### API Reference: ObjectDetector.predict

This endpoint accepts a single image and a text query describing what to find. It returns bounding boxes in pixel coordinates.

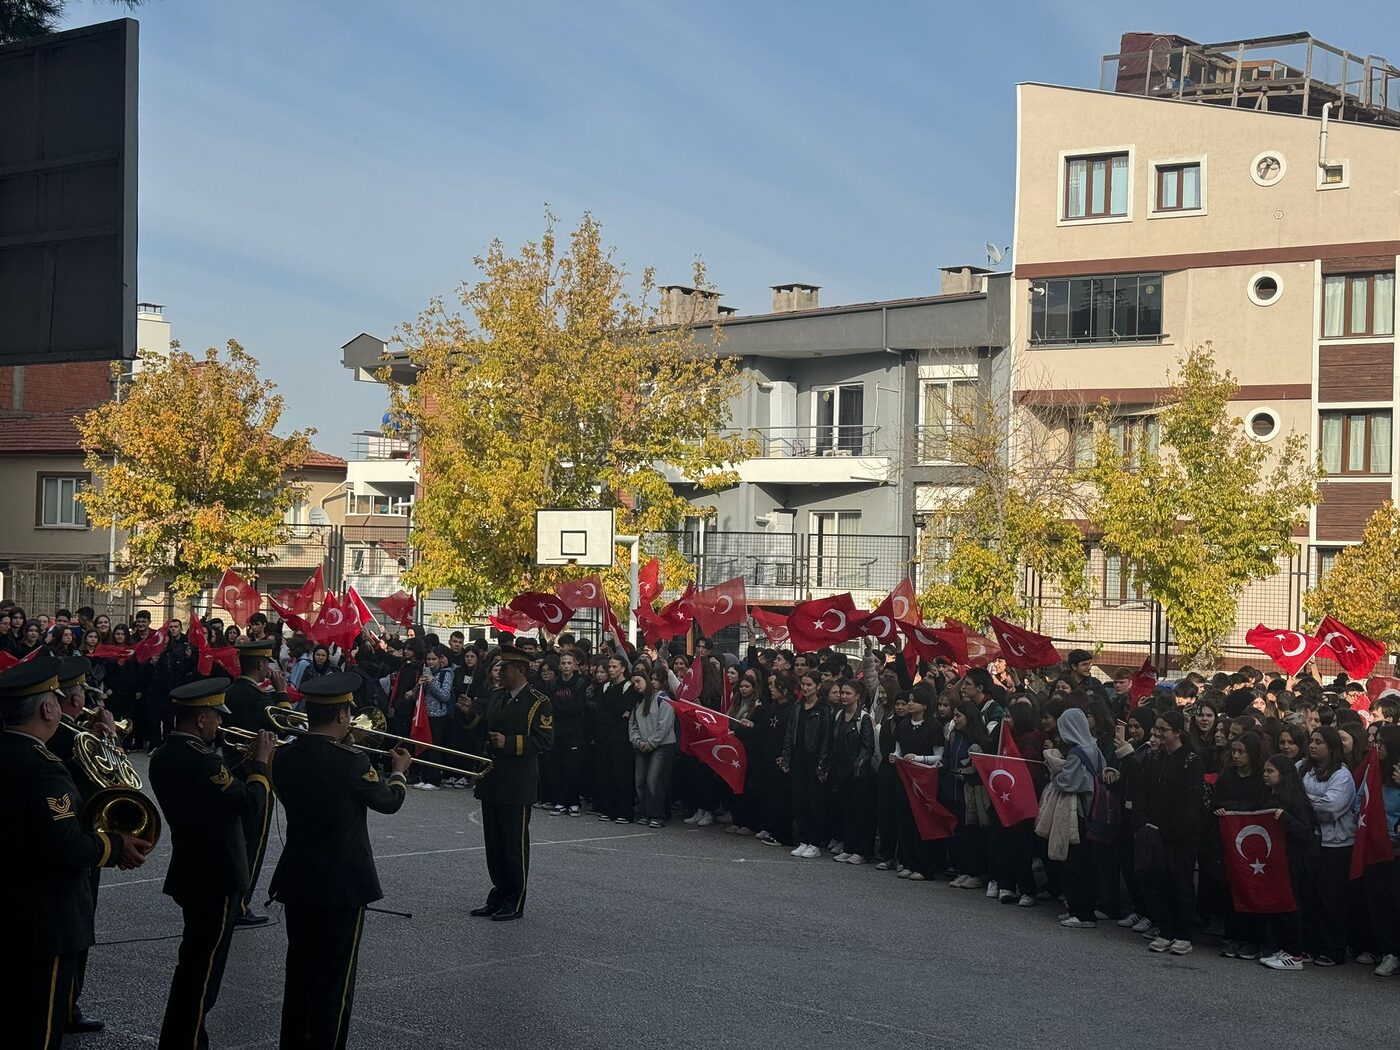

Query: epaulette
[35,743,62,763]
[333,739,361,753]
[529,687,550,703]
[183,737,215,755]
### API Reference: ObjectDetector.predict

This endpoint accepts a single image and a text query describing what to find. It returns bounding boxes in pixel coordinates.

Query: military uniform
[0,657,130,1050]
[473,646,553,920]
[148,677,270,1050]
[222,638,286,919]
[269,672,407,1050]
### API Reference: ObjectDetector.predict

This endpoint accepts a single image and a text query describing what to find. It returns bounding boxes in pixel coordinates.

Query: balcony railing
[719,425,884,458]
[351,431,413,461]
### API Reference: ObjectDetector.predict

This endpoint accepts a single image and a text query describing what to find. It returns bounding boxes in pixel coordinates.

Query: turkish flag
[692,577,748,636]
[669,696,746,792]
[556,575,607,612]
[274,566,326,619]
[852,589,904,644]
[749,607,791,645]
[888,577,923,626]
[642,584,695,643]
[1130,656,1158,703]
[989,617,1061,669]
[1218,810,1297,913]
[268,592,313,634]
[901,623,966,664]
[88,644,136,661]
[1245,624,1326,675]
[1315,616,1387,679]
[970,753,1040,825]
[133,626,169,665]
[307,593,351,648]
[893,758,958,840]
[675,654,704,702]
[507,591,575,634]
[489,607,535,634]
[785,592,859,653]
[601,604,633,656]
[201,646,240,678]
[0,651,16,671]
[638,557,662,603]
[901,641,920,680]
[344,586,377,631]
[999,719,1022,759]
[410,685,434,756]
[944,619,1002,668]
[214,569,262,627]
[377,589,417,628]
[1351,749,1393,879]
[188,610,209,652]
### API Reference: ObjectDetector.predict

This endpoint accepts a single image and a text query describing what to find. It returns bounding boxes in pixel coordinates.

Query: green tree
[390,212,753,614]
[0,1,143,45]
[1088,343,1321,669]
[1304,502,1400,651]
[77,342,313,598]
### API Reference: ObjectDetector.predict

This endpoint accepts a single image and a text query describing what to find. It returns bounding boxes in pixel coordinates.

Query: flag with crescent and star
[268,592,313,634]
[214,568,262,627]
[556,574,608,612]
[1351,749,1392,879]
[1314,616,1387,679]
[749,606,791,645]
[888,577,923,626]
[507,591,575,635]
[900,623,968,665]
[1244,623,1326,676]
[1217,810,1297,913]
[600,603,633,656]
[377,589,417,628]
[988,617,1061,670]
[784,592,860,653]
[308,592,363,650]
[635,584,696,645]
[692,577,748,637]
[674,654,704,703]
[970,752,1040,825]
[275,566,326,619]
[852,589,904,644]
[638,557,662,603]
[133,625,169,664]
[893,758,958,840]
[1130,656,1158,704]
[943,619,1002,669]
[668,696,746,792]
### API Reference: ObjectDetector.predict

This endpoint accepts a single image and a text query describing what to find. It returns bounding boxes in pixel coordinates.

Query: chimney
[659,285,723,325]
[938,265,991,296]
[770,283,820,313]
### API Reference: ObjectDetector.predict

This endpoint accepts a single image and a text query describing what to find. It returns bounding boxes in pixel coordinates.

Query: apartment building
[1013,31,1400,659]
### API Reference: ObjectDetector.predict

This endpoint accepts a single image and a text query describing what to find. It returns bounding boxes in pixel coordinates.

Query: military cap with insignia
[297,671,360,706]
[169,677,232,712]
[58,655,93,690]
[235,638,277,659]
[497,643,531,665]
[0,653,64,700]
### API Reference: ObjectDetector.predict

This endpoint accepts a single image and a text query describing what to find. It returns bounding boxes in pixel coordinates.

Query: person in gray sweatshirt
[1054,707,1105,929]
[629,671,678,828]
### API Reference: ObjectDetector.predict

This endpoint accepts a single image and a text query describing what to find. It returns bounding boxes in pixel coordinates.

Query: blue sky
[64,0,1400,454]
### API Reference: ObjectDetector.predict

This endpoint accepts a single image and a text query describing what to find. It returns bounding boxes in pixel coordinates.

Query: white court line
[377,831,653,860]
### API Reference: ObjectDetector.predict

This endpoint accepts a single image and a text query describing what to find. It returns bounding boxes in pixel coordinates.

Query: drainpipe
[1318,102,1333,170]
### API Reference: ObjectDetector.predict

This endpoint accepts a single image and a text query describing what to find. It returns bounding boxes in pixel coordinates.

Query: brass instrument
[263,706,494,780]
[81,785,162,846]
[56,712,143,791]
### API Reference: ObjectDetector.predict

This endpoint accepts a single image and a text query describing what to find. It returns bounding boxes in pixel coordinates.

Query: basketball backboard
[535,509,614,567]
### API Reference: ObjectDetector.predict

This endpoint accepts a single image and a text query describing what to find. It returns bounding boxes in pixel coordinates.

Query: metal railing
[350,431,413,461]
[716,425,885,459]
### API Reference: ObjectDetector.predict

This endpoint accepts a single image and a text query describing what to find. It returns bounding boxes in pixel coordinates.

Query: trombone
[253,706,494,780]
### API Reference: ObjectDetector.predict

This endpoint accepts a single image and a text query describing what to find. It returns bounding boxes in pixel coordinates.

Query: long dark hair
[952,699,992,751]
[1378,724,1400,784]
[1302,725,1344,781]
[1231,731,1264,774]
[1265,753,1309,812]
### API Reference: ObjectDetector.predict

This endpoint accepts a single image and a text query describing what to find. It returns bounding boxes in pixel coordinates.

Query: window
[809,511,861,589]
[350,493,411,515]
[919,379,977,461]
[1154,163,1201,211]
[1320,410,1392,475]
[1315,547,1342,582]
[1110,416,1160,468]
[1245,408,1280,442]
[38,475,89,528]
[1030,274,1162,345]
[1322,272,1395,338]
[1248,272,1282,307]
[814,384,865,455]
[1103,553,1146,607]
[1064,152,1129,219]
[1072,422,1096,470]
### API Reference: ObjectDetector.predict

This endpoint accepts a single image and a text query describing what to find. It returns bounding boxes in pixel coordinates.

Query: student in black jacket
[547,650,592,816]
[1212,731,1270,959]
[873,691,906,870]
[892,685,944,880]
[754,673,796,846]
[830,680,876,864]
[1258,754,1322,969]
[1139,708,1205,955]
[593,656,635,823]
[781,673,834,859]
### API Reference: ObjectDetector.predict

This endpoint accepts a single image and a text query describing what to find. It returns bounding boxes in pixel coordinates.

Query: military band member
[222,636,288,925]
[148,678,276,1050]
[269,672,411,1050]
[0,656,152,1049]
[471,644,553,922]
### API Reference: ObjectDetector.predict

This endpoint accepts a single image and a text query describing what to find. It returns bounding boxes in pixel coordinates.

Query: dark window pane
[1046,280,1069,342]
[1114,276,1139,337]
[1090,278,1114,341]
[1137,276,1163,335]
[1069,279,1093,339]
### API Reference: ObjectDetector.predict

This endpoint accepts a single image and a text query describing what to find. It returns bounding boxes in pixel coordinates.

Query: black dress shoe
[235,911,271,927]
[65,1013,105,1034]
[490,909,523,922]
[469,905,500,918]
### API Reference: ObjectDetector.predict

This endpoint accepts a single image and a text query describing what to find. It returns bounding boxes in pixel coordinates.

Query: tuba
[81,785,162,847]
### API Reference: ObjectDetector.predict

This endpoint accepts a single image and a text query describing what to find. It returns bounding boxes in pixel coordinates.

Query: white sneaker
[1117,912,1141,929]
[696,810,714,828]
[683,812,701,825]
[1169,940,1193,956]
[846,854,865,865]
[1356,952,1378,966]
[834,852,853,863]
[1147,937,1171,953]
[1375,954,1400,977]
[1060,917,1097,929]
[1018,895,1035,908]
[1131,917,1154,934]
[568,806,580,817]
[949,875,971,888]
[791,844,810,857]
[412,782,438,791]
[985,880,1000,899]
[1262,953,1304,971]
[800,844,821,859]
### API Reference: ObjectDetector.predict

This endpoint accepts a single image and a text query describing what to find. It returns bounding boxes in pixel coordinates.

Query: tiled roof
[300,449,347,470]
[0,413,85,454]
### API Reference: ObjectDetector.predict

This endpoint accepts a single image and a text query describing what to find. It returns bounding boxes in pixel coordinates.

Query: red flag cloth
[669,696,745,792]
[785,592,859,653]
[674,656,704,703]
[345,586,376,629]
[1367,676,1400,704]
[893,759,957,840]
[488,609,533,635]
[1244,624,1326,675]
[0,650,16,671]
[507,591,574,634]
[852,589,905,644]
[133,626,169,664]
[1352,749,1392,879]
[989,617,1061,669]
[307,593,349,648]
[294,566,326,615]
[1315,616,1387,679]
[901,641,920,680]
[555,575,607,612]
[268,593,313,634]
[749,607,791,645]
[638,557,662,603]
[944,619,1002,668]
[999,719,1022,760]
[377,589,417,628]
[200,646,240,678]
[1130,656,1158,703]
[188,610,208,652]
[214,569,262,627]
[409,685,434,756]
[601,604,633,656]
[88,644,136,661]
[970,753,1040,825]
[901,624,965,664]
[888,577,923,626]
[1218,810,1298,913]
[692,577,748,636]
[637,584,695,645]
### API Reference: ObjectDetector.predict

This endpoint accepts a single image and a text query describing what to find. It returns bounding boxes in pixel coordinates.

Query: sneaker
[735,827,754,837]
[1094,910,1110,921]
[986,880,1000,899]
[1147,937,1172,953]
[1295,953,1314,964]
[1374,954,1400,977]
[1169,940,1193,956]
[999,890,1017,904]
[532,802,549,809]
[1060,917,1097,929]
[791,844,810,857]
[1117,912,1141,929]
[875,861,893,871]
[715,810,733,824]
[1262,953,1305,971]
[1018,895,1035,908]
[897,868,912,879]
[846,855,865,865]
[835,852,853,863]
[962,877,987,890]
[696,811,714,828]
[1313,955,1338,967]
[724,824,740,835]
[1219,941,1240,959]
[1057,913,1072,922]
[908,872,926,881]
[648,819,663,829]
[1140,925,1161,940]
[615,816,632,824]
[412,782,438,791]
[569,806,581,817]
[760,835,785,847]
[1132,917,1155,934]
[828,841,844,855]
[1355,952,1378,966]
[552,804,566,813]
[683,812,702,826]
[801,844,822,859]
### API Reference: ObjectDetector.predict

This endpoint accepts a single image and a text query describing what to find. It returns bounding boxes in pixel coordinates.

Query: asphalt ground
[75,754,1399,1049]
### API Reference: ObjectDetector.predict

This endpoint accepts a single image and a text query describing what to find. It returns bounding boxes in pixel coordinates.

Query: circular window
[1246,408,1280,442]
[1251,151,1286,187]
[1248,271,1282,306]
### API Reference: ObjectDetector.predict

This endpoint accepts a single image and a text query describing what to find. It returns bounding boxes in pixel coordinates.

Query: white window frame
[1057,145,1135,227]
[1316,159,1349,191]
[1147,155,1207,218]
[38,475,89,530]
[918,376,979,464]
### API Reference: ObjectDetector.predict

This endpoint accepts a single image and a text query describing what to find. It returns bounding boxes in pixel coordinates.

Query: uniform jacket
[0,731,126,957]
[224,676,277,735]
[474,685,554,806]
[148,733,268,904]
[268,733,406,907]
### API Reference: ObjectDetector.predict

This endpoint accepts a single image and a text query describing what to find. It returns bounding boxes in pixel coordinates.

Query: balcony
[351,431,413,461]
[699,425,892,485]
[348,431,417,489]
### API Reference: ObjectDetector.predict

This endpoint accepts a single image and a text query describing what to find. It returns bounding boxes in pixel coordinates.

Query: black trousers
[551,743,589,809]
[894,788,941,876]
[240,781,274,916]
[1064,841,1098,921]
[791,764,826,847]
[595,742,633,819]
[1149,840,1199,941]
[875,763,898,861]
[992,820,1037,897]
[68,865,100,1020]
[7,953,77,1050]
[1304,844,1353,962]
[481,802,531,915]
[159,894,239,1050]
[279,903,367,1050]
[763,763,794,845]
[838,774,876,858]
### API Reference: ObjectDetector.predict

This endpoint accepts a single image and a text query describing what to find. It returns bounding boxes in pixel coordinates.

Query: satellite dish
[985,242,1007,267]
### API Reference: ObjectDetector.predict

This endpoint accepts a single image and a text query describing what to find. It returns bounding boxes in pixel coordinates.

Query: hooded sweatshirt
[1053,708,1103,816]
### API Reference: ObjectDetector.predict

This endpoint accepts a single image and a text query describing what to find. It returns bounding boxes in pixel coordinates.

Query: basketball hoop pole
[616,534,640,647]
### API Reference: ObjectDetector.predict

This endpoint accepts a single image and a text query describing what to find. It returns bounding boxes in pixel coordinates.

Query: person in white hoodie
[1300,725,1357,966]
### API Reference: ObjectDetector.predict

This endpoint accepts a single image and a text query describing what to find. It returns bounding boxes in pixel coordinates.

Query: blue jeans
[634,744,677,821]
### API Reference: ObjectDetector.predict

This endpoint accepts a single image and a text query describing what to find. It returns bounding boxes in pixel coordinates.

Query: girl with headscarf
[1053,707,1105,928]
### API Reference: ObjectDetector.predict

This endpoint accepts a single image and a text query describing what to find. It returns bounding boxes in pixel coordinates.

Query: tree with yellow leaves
[77,341,312,598]
[390,212,753,615]
[1304,502,1400,651]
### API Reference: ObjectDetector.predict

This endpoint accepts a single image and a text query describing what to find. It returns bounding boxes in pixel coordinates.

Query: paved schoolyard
[79,756,1397,1048]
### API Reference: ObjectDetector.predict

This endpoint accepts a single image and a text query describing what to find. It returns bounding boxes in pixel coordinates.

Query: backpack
[1075,746,1122,844]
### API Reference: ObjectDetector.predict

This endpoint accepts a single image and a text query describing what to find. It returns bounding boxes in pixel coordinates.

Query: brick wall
[0,363,113,415]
